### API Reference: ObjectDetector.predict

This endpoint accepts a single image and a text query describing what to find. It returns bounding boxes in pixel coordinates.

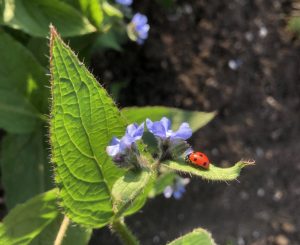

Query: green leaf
[0,90,39,133]
[0,190,59,245]
[163,160,254,181]
[0,189,91,245]
[0,127,52,209]
[288,17,300,34]
[0,30,48,113]
[122,106,216,132]
[30,214,92,245]
[102,2,123,18]
[49,26,127,227]
[95,30,123,51]
[148,171,177,198]
[167,228,216,245]
[3,0,96,37]
[112,169,154,218]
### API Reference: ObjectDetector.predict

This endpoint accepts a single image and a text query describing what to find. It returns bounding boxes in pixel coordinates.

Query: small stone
[245,31,254,41]
[237,237,245,245]
[257,188,265,197]
[153,235,160,243]
[274,235,289,245]
[273,190,283,201]
[240,191,249,200]
[281,222,296,234]
[259,26,268,38]
[252,230,260,238]
[228,59,242,70]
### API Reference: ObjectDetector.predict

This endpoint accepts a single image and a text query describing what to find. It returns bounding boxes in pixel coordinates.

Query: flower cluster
[106,117,192,168]
[106,123,144,168]
[129,13,150,45]
[114,0,150,45]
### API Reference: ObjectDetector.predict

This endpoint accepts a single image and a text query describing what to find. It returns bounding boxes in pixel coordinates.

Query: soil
[90,0,300,244]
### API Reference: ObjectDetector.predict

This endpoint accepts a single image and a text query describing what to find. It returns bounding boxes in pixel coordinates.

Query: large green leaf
[167,228,216,245]
[122,106,216,132]
[0,190,59,245]
[112,169,154,218]
[0,127,52,209]
[30,215,92,245]
[3,0,96,37]
[0,189,92,245]
[0,90,39,133]
[163,160,254,181]
[0,30,48,114]
[49,26,126,227]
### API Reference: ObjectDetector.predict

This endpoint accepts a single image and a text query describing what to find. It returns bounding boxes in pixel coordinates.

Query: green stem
[54,216,70,245]
[111,220,140,245]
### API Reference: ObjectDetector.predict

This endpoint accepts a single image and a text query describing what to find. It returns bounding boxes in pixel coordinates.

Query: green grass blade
[49,26,126,227]
[163,160,254,181]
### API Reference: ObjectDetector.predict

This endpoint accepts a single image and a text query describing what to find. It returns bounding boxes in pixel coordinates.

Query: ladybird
[185,151,210,169]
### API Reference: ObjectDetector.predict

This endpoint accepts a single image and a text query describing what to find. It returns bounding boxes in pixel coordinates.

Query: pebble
[259,26,268,38]
[257,188,265,197]
[274,235,289,245]
[228,59,243,70]
[281,222,296,234]
[273,190,283,201]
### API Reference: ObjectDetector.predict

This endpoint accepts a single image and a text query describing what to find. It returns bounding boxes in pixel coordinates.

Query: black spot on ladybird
[193,157,197,161]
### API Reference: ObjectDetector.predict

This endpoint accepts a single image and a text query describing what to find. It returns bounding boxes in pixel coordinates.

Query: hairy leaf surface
[112,169,153,218]
[167,228,216,245]
[50,26,126,227]
[163,160,254,181]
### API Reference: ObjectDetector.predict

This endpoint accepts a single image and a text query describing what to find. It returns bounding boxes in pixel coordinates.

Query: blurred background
[90,1,300,244]
[1,0,300,244]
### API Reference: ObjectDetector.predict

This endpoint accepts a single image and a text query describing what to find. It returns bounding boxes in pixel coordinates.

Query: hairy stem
[54,216,70,245]
[111,220,140,245]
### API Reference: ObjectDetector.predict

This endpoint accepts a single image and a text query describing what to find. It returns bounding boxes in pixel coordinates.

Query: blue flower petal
[116,0,133,6]
[163,186,173,198]
[170,122,192,140]
[146,119,167,138]
[173,190,184,200]
[132,13,148,26]
[106,137,121,156]
[133,123,144,140]
[160,117,171,132]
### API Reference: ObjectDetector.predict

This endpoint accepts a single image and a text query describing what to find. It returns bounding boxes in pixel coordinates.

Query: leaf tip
[241,159,256,167]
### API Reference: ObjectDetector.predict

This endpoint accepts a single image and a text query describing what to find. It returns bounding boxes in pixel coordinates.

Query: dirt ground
[90,0,300,244]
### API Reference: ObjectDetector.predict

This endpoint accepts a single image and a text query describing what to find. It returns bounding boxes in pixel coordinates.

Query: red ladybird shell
[187,151,210,169]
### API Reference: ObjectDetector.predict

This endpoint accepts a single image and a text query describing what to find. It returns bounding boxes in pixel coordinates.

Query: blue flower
[106,123,144,157]
[146,117,192,160]
[146,117,192,141]
[115,0,133,6]
[164,177,190,200]
[129,13,150,44]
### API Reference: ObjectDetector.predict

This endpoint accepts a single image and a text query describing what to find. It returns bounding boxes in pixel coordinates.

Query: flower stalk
[111,219,140,245]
